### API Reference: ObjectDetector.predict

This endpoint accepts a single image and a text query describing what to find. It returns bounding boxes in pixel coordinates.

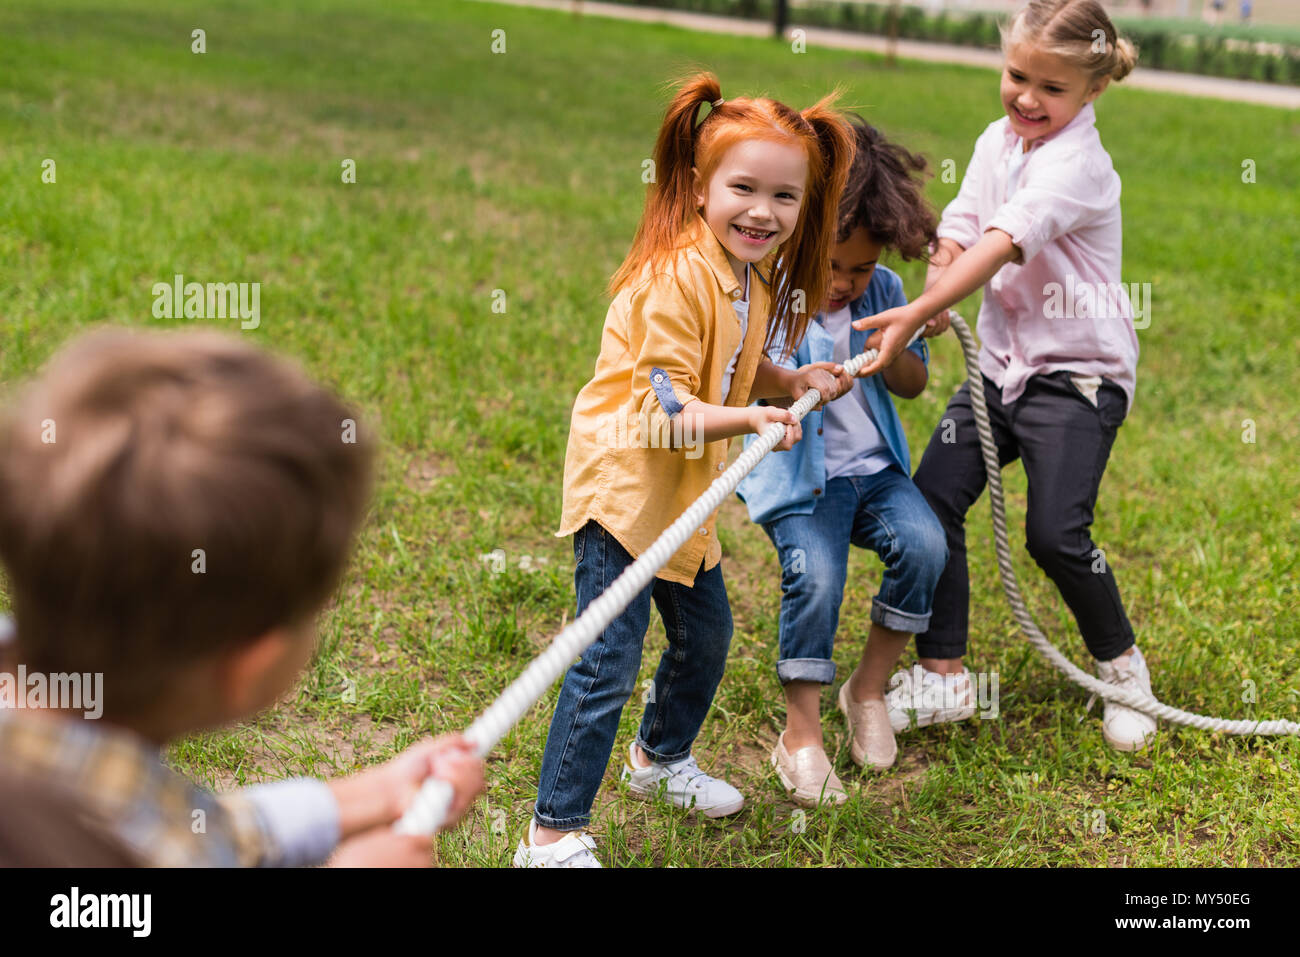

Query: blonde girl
[857,1,1155,752]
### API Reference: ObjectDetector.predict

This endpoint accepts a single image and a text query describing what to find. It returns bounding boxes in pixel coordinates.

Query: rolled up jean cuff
[871,597,931,635]
[777,657,837,686]
[532,808,589,831]
[635,734,693,765]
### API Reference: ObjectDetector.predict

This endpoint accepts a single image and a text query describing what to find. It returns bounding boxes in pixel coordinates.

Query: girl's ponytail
[608,73,724,298]
[767,96,855,357]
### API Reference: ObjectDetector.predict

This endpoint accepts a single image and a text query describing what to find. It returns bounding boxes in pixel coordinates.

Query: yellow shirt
[557,211,779,585]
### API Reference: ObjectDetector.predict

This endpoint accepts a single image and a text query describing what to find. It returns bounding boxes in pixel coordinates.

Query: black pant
[912,372,1135,662]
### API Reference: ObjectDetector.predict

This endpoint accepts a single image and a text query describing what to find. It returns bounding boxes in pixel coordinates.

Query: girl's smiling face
[1001,43,1107,146]
[693,139,808,285]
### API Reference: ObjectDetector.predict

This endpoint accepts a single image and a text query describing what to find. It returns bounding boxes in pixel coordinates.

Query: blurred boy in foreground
[0,328,483,867]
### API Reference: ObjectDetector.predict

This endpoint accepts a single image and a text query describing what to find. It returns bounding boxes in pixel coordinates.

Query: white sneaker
[884,664,976,733]
[1095,647,1158,752]
[512,819,603,868]
[620,741,745,818]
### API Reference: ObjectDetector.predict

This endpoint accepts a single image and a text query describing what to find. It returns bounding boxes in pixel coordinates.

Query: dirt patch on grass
[867,750,932,808]
[206,710,407,792]
[401,449,457,493]
[312,711,405,768]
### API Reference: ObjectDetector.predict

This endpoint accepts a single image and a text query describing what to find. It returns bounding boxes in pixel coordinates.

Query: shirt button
[717,462,724,471]
[653,373,664,384]
[698,527,708,536]
[731,289,741,299]
[816,427,823,436]
[813,488,822,496]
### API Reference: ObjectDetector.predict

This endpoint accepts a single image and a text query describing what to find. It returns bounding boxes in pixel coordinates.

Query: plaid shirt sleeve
[215,790,279,866]
[218,778,341,867]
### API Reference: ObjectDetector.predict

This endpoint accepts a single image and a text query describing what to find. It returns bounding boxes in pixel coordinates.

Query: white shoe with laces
[884,664,976,734]
[1095,646,1158,752]
[620,741,745,818]
[512,819,603,868]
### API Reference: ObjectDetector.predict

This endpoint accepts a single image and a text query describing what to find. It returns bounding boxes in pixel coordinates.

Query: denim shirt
[735,265,928,526]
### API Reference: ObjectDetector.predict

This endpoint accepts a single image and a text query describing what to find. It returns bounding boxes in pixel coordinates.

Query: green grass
[1,0,1297,866]
[1112,15,1300,48]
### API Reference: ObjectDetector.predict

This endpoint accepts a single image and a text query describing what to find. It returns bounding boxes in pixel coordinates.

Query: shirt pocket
[1097,379,1128,432]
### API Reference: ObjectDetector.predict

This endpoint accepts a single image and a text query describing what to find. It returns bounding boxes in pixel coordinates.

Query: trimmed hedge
[614,0,1300,86]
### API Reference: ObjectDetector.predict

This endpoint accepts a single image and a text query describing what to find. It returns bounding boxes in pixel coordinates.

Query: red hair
[609,71,856,360]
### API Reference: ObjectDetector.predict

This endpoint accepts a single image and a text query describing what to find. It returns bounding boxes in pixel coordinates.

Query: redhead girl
[857,0,1155,752]
[515,73,854,867]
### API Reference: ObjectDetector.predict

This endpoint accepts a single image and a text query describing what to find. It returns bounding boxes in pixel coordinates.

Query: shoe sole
[888,705,977,734]
[769,751,848,808]
[621,773,745,818]
[1102,726,1157,752]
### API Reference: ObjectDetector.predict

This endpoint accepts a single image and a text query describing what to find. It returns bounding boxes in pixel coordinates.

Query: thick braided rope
[397,318,1297,834]
[396,345,885,833]
[949,313,1298,737]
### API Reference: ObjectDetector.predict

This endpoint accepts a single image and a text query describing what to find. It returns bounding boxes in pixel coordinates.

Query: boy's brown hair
[836,115,938,262]
[0,327,375,717]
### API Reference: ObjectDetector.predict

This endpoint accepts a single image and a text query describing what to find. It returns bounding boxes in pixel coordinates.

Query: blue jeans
[533,521,733,831]
[761,467,948,686]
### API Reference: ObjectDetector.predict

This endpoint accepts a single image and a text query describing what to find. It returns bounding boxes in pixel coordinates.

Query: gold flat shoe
[770,731,848,807]
[838,680,898,769]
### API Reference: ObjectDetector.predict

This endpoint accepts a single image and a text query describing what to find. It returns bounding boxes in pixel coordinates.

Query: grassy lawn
[1,0,1297,866]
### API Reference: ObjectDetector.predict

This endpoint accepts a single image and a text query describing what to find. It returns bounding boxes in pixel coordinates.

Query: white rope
[396,340,886,833]
[396,314,1297,835]
[948,313,1298,737]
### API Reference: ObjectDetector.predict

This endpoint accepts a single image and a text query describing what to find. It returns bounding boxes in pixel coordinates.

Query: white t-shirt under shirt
[1006,135,1028,197]
[819,304,893,480]
[720,264,749,404]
